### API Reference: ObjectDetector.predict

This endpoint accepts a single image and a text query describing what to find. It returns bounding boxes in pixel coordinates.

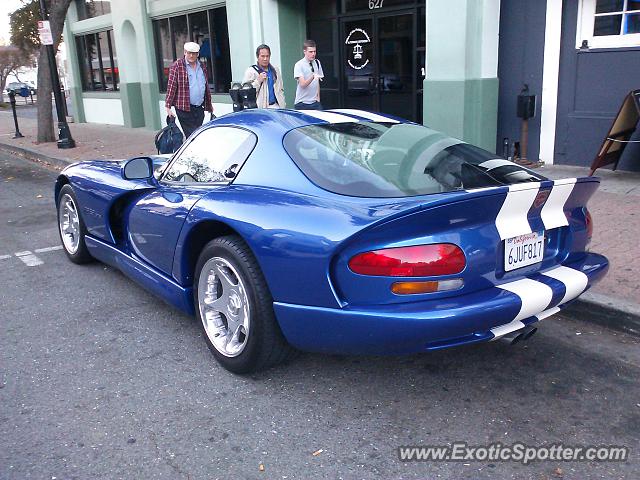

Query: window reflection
[76,0,111,20]
[152,7,232,93]
[75,30,118,91]
[164,127,256,183]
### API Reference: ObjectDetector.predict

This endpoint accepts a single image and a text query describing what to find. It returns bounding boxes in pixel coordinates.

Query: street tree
[10,0,73,143]
[0,46,26,103]
[9,0,40,55]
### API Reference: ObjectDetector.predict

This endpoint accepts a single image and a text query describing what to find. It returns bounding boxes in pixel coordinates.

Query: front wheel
[57,184,93,264]
[194,235,295,373]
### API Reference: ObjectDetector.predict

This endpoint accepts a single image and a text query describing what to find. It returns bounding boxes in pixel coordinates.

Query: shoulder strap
[252,64,261,74]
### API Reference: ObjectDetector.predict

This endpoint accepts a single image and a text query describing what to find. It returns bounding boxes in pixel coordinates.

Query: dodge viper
[55,108,608,373]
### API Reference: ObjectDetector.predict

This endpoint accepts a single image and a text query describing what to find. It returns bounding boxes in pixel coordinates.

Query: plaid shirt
[165,58,213,112]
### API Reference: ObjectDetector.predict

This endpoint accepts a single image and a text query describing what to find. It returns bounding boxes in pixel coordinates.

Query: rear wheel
[194,235,295,373]
[57,184,92,264]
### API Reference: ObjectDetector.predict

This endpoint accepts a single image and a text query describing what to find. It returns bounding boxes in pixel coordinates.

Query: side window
[163,127,256,183]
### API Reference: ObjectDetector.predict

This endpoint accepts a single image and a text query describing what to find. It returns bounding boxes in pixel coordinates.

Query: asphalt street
[1,151,638,480]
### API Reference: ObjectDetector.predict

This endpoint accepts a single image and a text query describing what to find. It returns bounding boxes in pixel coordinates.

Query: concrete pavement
[1,109,638,335]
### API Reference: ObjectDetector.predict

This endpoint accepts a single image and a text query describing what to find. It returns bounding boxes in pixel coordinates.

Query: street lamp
[38,0,75,149]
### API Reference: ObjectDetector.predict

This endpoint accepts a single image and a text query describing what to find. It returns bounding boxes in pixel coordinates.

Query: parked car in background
[5,82,36,96]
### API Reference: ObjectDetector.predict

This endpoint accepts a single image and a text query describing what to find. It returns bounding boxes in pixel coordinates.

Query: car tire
[194,235,295,373]
[57,184,93,264]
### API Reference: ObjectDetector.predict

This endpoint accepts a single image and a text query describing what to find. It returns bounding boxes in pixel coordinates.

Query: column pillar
[111,0,161,129]
[423,0,500,151]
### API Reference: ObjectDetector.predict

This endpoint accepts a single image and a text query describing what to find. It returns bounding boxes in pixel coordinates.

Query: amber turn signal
[391,278,464,295]
[391,281,439,295]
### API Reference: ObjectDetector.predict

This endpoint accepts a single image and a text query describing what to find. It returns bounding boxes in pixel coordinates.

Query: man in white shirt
[293,40,324,110]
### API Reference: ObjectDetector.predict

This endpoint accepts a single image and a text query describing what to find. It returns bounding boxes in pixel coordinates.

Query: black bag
[155,116,184,154]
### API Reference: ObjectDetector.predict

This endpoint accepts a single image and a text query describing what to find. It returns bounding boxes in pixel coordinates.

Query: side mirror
[224,164,239,179]
[122,156,154,180]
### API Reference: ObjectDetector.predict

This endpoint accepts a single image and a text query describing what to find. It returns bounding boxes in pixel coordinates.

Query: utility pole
[38,0,75,149]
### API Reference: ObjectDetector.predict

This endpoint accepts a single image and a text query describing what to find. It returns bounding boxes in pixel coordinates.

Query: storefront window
[75,30,119,91]
[76,0,111,20]
[152,7,232,94]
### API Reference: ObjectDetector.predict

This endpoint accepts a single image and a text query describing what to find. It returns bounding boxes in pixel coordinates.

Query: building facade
[64,0,639,169]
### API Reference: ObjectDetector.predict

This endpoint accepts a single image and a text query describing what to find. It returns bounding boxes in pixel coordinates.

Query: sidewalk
[1,111,638,335]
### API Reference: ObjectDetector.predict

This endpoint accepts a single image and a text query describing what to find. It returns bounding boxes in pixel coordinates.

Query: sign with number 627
[369,0,384,9]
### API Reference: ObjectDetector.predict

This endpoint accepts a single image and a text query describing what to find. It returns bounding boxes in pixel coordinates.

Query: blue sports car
[55,109,608,373]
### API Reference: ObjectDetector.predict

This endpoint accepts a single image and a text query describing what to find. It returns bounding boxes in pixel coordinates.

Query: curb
[0,141,71,171]
[565,292,640,337]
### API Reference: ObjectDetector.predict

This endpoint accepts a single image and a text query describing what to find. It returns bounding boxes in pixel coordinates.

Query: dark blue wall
[496,0,547,160]
[555,0,640,171]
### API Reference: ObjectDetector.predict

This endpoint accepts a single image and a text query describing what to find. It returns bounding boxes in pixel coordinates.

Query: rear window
[283,122,546,198]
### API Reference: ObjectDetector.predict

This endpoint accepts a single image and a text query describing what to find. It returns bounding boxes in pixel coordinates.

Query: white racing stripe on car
[491,278,554,339]
[497,278,554,322]
[479,159,515,170]
[541,265,588,305]
[14,251,44,267]
[301,110,359,124]
[330,109,399,123]
[535,306,561,321]
[541,178,576,230]
[495,183,540,240]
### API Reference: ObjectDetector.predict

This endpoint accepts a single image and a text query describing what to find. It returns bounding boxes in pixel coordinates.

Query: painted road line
[14,251,44,267]
[0,254,11,260]
[34,246,63,253]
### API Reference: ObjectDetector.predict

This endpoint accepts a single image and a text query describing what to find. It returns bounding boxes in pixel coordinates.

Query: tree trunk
[36,0,73,143]
[37,45,55,143]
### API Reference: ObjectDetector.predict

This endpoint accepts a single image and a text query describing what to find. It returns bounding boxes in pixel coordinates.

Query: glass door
[342,17,376,112]
[340,11,416,121]
[377,12,414,119]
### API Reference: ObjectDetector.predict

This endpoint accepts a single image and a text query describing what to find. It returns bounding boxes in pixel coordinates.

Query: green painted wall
[63,12,86,123]
[423,0,500,152]
[424,78,499,151]
[226,0,264,83]
[277,0,306,108]
[120,82,145,127]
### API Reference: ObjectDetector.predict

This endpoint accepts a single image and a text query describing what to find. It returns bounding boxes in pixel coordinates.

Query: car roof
[210,108,407,137]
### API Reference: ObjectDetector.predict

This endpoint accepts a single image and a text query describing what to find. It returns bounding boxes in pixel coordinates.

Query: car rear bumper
[273,253,609,355]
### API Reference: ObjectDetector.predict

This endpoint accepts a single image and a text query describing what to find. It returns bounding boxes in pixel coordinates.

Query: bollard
[8,91,24,139]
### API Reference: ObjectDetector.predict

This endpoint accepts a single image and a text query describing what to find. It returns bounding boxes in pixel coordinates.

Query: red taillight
[348,244,466,277]
[585,209,593,239]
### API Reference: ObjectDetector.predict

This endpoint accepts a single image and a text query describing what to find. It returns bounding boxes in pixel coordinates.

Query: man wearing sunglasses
[165,42,214,139]
[294,39,324,110]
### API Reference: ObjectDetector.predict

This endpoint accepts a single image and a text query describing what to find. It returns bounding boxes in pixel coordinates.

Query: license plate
[504,232,545,272]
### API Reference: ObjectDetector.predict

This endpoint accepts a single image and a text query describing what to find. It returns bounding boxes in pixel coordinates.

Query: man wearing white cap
[165,41,214,139]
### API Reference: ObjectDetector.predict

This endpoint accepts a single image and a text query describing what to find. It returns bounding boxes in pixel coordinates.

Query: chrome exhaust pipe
[521,326,538,341]
[497,325,537,345]
[497,330,525,345]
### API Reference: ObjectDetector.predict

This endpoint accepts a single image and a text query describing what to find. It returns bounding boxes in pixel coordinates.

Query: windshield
[283,122,546,198]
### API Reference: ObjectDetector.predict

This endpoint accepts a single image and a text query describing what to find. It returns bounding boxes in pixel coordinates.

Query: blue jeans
[295,101,323,110]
